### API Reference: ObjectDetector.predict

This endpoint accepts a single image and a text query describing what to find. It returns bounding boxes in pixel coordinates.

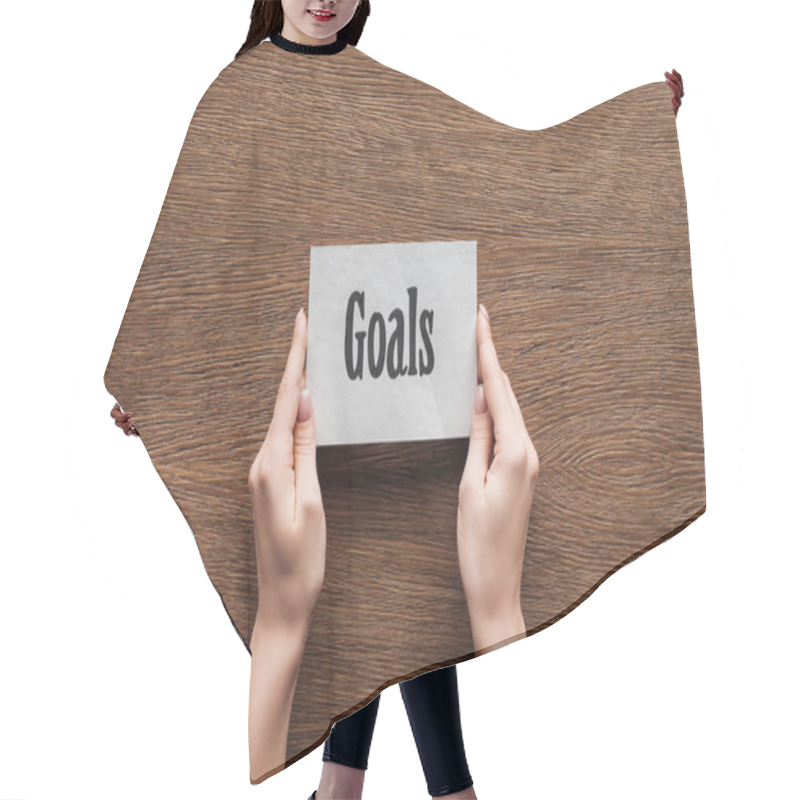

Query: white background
[1,1,797,798]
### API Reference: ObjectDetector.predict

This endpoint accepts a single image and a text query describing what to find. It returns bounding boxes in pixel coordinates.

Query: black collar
[269,30,349,55]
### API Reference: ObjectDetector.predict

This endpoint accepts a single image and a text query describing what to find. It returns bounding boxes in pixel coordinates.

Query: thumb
[461,383,493,494]
[293,389,321,511]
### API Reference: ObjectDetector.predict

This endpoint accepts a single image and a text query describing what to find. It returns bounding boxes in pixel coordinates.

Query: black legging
[323,664,473,797]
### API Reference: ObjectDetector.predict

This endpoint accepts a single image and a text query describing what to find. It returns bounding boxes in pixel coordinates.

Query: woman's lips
[308,9,335,21]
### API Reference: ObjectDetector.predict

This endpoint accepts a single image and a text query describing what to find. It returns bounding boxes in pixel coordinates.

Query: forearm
[248,609,309,783]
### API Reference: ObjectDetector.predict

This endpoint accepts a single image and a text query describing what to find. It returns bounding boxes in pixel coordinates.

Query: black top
[269,29,349,55]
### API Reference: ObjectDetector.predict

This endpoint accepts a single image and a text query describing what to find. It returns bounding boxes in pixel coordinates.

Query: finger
[667,76,683,98]
[476,309,517,448]
[112,405,136,433]
[503,370,536,476]
[476,304,488,384]
[270,309,308,438]
[475,303,488,384]
[501,368,529,441]
[666,80,680,105]
[293,388,322,524]
[665,77,679,97]
[485,367,534,490]
[111,403,129,422]
[254,310,308,502]
[666,69,684,96]
[461,383,494,495]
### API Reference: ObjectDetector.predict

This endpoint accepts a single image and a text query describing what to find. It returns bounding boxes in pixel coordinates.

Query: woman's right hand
[110,402,139,436]
[457,304,538,652]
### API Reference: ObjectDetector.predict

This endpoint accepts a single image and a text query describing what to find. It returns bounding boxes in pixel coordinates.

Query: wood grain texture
[105,40,704,779]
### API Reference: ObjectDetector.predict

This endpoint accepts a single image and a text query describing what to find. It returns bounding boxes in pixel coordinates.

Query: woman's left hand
[457,305,538,652]
[665,68,684,115]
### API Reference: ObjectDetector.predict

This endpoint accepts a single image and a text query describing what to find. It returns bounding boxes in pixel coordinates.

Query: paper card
[307,240,477,446]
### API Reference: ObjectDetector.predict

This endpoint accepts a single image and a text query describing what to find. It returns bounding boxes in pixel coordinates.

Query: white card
[307,240,477,446]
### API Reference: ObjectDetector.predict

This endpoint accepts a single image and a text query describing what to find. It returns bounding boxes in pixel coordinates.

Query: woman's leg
[316,694,381,800]
[400,665,475,798]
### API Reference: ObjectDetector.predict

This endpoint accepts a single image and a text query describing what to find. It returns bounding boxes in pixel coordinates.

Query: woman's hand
[110,402,139,436]
[249,307,326,631]
[457,305,538,653]
[248,308,325,783]
[665,68,684,115]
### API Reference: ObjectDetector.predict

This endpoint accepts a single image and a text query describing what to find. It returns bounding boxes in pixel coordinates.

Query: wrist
[468,601,527,653]
[252,603,311,658]
[248,608,309,782]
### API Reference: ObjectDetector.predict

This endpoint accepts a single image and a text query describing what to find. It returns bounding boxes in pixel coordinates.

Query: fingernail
[298,389,312,422]
[474,383,487,414]
[479,303,489,322]
[297,307,304,321]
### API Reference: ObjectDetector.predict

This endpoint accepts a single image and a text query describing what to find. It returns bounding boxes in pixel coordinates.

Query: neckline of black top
[269,30,349,55]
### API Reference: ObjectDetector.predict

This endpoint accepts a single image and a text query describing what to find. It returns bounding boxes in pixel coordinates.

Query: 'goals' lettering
[344,287,434,380]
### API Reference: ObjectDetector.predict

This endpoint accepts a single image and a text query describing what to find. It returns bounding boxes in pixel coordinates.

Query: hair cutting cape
[105,39,704,781]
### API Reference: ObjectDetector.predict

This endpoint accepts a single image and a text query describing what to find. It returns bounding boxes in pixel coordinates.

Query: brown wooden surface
[105,40,704,780]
